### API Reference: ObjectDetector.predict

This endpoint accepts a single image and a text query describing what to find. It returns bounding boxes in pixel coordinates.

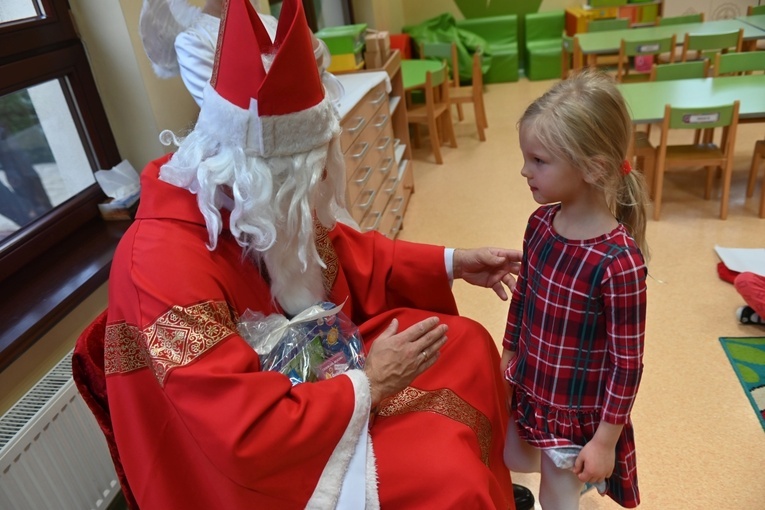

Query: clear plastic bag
[238,302,365,385]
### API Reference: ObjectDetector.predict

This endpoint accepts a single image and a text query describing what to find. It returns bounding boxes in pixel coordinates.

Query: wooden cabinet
[335,50,414,239]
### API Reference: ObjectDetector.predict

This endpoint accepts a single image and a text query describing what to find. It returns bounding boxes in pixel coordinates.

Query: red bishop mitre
[198,0,340,157]
[212,0,325,117]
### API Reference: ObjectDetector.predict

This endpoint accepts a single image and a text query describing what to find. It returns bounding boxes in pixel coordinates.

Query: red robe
[105,155,515,509]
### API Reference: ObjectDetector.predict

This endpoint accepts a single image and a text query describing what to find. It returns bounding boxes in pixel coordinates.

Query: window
[0,0,122,370]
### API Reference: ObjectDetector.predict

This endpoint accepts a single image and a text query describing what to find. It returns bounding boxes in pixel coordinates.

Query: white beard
[161,125,348,316]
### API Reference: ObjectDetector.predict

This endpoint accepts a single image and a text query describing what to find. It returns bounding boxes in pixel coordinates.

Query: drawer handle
[373,114,390,129]
[379,157,394,176]
[389,196,404,214]
[351,142,369,159]
[376,136,392,152]
[362,211,383,232]
[388,215,404,238]
[351,141,369,160]
[354,166,373,186]
[370,91,387,105]
[347,116,365,134]
[383,175,399,194]
[357,189,377,211]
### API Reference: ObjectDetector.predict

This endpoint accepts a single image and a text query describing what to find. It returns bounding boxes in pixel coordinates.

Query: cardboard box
[365,31,390,56]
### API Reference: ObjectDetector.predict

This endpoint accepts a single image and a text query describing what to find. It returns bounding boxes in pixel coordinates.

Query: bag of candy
[238,301,365,385]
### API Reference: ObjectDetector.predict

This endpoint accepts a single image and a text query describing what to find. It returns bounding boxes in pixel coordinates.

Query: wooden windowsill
[0,218,130,372]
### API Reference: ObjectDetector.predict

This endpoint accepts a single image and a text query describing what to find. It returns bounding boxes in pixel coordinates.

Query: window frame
[0,0,123,371]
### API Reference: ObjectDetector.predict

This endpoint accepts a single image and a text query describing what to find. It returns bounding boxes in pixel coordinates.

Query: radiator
[0,350,120,510]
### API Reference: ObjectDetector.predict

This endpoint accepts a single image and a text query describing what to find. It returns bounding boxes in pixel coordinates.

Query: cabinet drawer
[348,154,395,225]
[339,82,388,153]
[343,127,381,181]
[379,161,413,239]
[358,157,397,232]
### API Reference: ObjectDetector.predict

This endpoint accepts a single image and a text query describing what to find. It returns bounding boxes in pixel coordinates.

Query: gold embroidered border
[105,301,238,386]
[315,221,338,294]
[377,387,493,465]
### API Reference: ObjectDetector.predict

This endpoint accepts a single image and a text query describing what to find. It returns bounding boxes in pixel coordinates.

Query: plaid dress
[503,204,646,508]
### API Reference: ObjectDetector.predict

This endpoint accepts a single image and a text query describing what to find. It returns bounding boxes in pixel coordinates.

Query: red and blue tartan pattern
[503,204,646,508]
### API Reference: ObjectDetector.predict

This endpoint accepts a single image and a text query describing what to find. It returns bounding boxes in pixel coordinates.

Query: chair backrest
[713,51,765,76]
[662,101,739,132]
[682,29,744,61]
[650,59,710,81]
[749,5,765,15]
[656,13,705,26]
[525,11,565,42]
[422,63,448,109]
[470,49,485,92]
[420,41,459,87]
[617,34,677,81]
[588,17,630,32]
[561,34,581,78]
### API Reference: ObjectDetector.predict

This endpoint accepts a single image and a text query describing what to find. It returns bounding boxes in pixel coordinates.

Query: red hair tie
[621,160,632,176]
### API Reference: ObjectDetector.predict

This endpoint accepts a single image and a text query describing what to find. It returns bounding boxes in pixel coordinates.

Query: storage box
[327,51,365,73]
[365,31,390,56]
[364,30,390,69]
[315,24,367,55]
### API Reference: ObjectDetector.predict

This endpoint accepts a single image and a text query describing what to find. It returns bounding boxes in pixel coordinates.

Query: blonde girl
[502,69,649,510]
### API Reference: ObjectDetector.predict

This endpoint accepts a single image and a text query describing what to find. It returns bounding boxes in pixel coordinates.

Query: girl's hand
[573,421,623,485]
[572,440,615,485]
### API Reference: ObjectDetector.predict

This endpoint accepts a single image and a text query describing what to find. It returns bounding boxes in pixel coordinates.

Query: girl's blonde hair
[519,69,650,259]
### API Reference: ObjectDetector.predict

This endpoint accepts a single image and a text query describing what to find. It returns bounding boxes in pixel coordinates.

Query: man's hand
[364,317,447,407]
[453,247,522,300]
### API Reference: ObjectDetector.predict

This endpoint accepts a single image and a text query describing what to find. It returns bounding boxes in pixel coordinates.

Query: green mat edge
[718,336,765,431]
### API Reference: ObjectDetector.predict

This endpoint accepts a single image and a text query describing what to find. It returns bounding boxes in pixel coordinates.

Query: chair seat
[664,144,726,165]
[407,103,450,121]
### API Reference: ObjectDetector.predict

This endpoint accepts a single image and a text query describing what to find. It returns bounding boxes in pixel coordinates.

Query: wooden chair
[747,136,765,218]
[681,29,744,65]
[561,34,582,78]
[649,59,710,81]
[713,51,765,76]
[407,63,457,164]
[655,13,705,62]
[655,13,705,26]
[748,5,765,50]
[616,34,676,83]
[653,101,740,220]
[420,41,462,119]
[586,18,630,68]
[588,17,631,32]
[449,50,488,141]
[646,60,711,147]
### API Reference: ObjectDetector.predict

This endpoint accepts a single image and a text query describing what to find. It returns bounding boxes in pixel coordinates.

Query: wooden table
[617,74,765,124]
[401,59,446,91]
[576,18,765,68]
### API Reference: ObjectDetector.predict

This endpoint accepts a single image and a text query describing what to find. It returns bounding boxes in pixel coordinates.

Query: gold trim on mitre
[377,386,493,465]
[104,301,238,386]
